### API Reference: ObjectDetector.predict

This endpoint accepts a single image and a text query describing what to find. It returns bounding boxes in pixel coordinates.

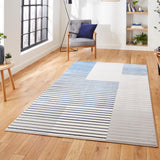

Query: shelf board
[127,12,148,15]
[126,44,148,47]
[126,27,148,31]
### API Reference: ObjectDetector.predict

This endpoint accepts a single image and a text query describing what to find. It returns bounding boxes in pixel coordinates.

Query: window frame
[21,0,48,51]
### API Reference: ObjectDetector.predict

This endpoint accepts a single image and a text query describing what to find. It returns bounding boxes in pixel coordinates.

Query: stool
[0,63,15,101]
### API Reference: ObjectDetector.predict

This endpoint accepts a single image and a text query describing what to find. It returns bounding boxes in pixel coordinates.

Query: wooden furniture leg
[154,50,160,75]
[94,32,97,59]
[8,68,15,90]
[91,47,93,52]
[67,32,69,61]
[158,64,160,75]
[1,70,6,101]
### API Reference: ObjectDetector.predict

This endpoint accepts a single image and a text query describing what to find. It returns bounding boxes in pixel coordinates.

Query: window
[21,0,48,51]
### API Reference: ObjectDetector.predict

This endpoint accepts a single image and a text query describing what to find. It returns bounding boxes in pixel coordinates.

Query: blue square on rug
[122,64,147,76]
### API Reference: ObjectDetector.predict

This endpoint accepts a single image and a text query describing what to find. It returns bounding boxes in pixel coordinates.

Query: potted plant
[132,32,148,45]
[5,53,12,64]
[132,0,144,12]
[0,33,7,64]
[133,0,139,5]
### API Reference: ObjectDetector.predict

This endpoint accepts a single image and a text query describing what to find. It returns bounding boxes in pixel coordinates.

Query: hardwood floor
[0,48,160,160]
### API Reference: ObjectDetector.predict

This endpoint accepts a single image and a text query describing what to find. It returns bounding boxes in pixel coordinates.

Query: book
[126,2,128,12]
[130,4,136,12]
[131,26,144,29]
[128,3,131,12]
[133,6,137,12]
[131,23,144,29]
[132,23,142,26]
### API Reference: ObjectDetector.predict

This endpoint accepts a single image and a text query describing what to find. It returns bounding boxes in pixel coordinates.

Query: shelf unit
[126,27,148,31]
[126,1,148,47]
[127,12,148,15]
[126,44,148,47]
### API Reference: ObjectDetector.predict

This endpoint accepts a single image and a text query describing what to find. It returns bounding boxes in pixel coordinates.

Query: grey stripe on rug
[6,61,157,147]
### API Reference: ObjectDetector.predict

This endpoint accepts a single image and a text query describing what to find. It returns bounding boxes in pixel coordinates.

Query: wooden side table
[154,49,160,75]
[0,63,15,101]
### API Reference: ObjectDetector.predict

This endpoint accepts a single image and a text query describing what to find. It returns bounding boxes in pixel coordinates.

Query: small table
[154,49,160,75]
[0,63,15,101]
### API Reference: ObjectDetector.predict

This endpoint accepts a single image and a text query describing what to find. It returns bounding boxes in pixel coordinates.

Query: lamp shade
[66,0,72,4]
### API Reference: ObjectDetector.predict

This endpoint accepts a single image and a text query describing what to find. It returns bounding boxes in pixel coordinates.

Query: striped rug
[6,61,157,147]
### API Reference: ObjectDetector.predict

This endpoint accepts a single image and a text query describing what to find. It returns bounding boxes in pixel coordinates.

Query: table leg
[7,68,15,90]
[0,70,6,102]
[158,64,160,76]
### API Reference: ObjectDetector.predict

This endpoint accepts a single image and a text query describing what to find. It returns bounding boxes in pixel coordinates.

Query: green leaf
[133,1,139,5]
[0,33,7,43]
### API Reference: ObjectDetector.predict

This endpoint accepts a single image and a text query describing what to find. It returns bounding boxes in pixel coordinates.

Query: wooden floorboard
[0,48,160,160]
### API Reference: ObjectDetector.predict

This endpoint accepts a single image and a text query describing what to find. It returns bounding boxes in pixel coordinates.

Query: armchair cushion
[69,38,95,47]
[77,23,97,39]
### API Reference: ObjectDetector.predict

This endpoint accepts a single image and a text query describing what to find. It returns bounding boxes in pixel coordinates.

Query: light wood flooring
[0,48,160,160]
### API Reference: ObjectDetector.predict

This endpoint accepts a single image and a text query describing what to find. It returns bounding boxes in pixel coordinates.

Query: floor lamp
[60,0,72,52]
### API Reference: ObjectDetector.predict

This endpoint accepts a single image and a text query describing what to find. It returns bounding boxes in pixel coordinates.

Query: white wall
[0,0,4,33]
[61,0,160,51]
[3,0,61,75]
[148,0,160,50]
[71,0,126,49]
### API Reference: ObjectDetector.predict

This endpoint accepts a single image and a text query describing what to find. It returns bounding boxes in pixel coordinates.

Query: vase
[5,58,11,64]
[0,45,4,64]
[138,42,143,45]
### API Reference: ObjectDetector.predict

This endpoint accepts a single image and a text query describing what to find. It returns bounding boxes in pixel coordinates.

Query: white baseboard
[97,43,153,51]
[2,43,59,80]
[97,44,123,50]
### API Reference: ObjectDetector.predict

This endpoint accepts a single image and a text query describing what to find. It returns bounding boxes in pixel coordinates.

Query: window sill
[21,40,52,55]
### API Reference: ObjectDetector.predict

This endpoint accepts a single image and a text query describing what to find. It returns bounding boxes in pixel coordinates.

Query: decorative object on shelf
[154,0,160,32]
[130,41,134,44]
[5,53,12,64]
[131,23,144,29]
[127,2,136,12]
[138,7,142,12]
[132,32,147,45]
[60,0,72,52]
[158,46,160,51]
[0,33,7,64]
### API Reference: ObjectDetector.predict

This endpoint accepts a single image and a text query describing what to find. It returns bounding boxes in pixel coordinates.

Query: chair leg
[94,46,96,58]
[91,47,93,52]
[67,32,69,61]
[67,46,69,61]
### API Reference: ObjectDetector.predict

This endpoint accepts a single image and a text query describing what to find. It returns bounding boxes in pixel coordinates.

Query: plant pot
[138,42,143,45]
[5,58,11,64]
[0,45,4,64]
